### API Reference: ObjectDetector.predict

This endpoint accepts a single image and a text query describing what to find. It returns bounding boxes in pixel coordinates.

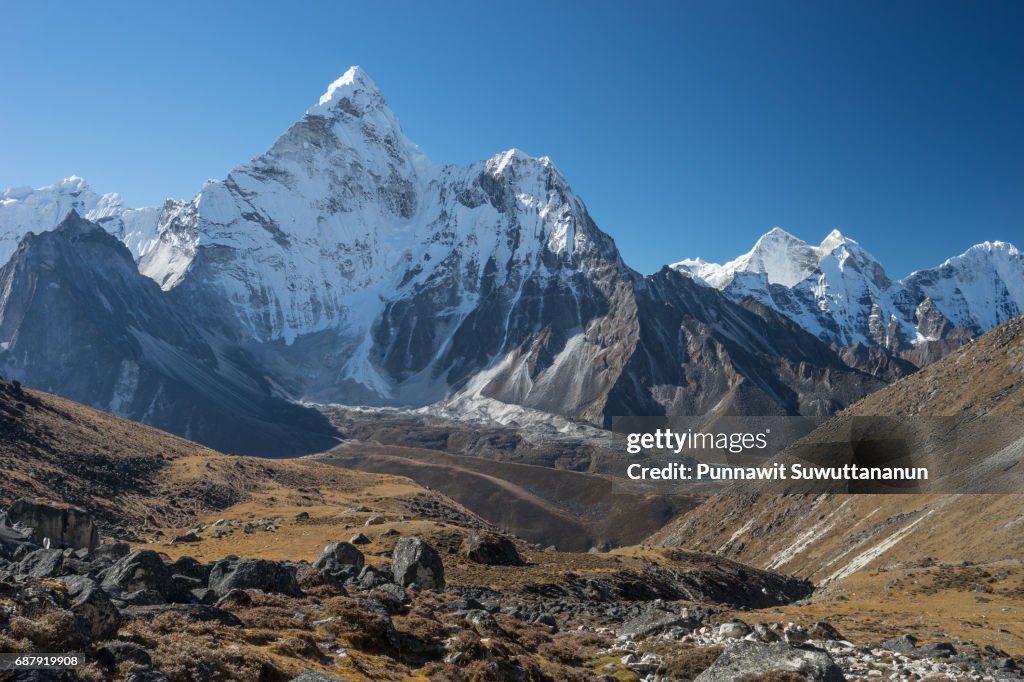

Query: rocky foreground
[1,500,1020,682]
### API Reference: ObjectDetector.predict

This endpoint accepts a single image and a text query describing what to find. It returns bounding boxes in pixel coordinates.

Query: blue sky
[2,0,1021,276]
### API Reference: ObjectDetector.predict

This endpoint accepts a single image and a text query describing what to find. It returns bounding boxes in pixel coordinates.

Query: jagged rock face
[602,269,885,423]
[673,228,1023,363]
[0,213,337,456]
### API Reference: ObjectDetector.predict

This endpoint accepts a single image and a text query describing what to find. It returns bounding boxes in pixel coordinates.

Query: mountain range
[673,228,1023,365]
[1,66,1020,453]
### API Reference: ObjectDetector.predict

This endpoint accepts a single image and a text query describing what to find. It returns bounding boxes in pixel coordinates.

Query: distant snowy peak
[672,229,1024,352]
[0,176,169,266]
[904,240,1024,332]
[672,227,885,289]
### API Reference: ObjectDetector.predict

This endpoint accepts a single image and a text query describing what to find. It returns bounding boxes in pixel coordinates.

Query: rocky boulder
[461,530,525,566]
[101,549,177,601]
[618,607,696,640]
[14,547,67,578]
[7,498,99,551]
[61,575,120,640]
[391,537,445,591]
[694,641,845,682]
[208,558,300,597]
[313,541,365,585]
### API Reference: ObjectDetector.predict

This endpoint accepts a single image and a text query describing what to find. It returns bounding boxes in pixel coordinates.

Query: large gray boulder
[461,530,524,566]
[313,541,365,585]
[208,558,300,597]
[101,549,176,601]
[391,537,445,591]
[695,641,846,682]
[7,498,99,552]
[61,575,121,640]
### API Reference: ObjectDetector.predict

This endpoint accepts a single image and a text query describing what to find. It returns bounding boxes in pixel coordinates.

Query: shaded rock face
[461,530,524,566]
[391,537,445,591]
[7,498,99,551]
[694,640,846,682]
[602,271,886,423]
[0,212,338,457]
[208,558,301,597]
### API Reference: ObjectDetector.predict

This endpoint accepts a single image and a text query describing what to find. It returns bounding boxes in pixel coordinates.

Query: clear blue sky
[2,0,1021,276]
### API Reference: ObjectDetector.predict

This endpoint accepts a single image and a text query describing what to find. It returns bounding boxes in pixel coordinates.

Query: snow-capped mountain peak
[672,226,826,288]
[311,65,381,112]
[815,228,847,256]
[131,65,625,414]
[671,227,1024,353]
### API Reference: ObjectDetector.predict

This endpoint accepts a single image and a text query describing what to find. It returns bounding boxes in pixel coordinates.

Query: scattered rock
[350,533,371,545]
[15,547,66,578]
[125,667,172,682]
[172,530,202,544]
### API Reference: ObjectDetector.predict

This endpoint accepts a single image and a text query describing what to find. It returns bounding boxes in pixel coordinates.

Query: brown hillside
[651,315,1024,579]
[0,377,480,535]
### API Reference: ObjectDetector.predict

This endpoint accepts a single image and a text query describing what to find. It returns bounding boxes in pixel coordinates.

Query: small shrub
[8,610,83,650]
